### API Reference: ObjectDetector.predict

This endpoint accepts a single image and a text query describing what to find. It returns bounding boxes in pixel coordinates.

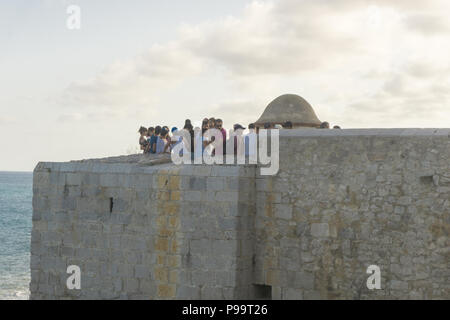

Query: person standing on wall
[215,118,227,155]
[149,126,161,153]
[138,126,149,153]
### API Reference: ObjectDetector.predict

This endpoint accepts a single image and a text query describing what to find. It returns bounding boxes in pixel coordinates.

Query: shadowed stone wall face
[31,129,449,299]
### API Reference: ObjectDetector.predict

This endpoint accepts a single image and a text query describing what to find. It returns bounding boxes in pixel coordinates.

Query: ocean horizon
[0,171,33,300]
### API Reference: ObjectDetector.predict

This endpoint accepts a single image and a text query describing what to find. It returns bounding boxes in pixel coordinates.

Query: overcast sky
[1,0,449,171]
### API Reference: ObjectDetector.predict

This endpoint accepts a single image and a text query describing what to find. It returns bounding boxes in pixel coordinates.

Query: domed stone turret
[255,94,321,128]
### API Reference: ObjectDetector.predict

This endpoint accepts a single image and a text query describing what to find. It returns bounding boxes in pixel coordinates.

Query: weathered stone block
[274,204,292,220]
[177,285,200,299]
[206,177,225,191]
[215,191,238,202]
[157,284,176,298]
[283,288,303,300]
[310,223,329,238]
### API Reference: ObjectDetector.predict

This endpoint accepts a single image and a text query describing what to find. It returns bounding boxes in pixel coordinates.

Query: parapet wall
[30,129,450,299]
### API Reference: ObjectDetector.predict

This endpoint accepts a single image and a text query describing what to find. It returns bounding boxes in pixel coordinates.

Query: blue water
[0,172,32,300]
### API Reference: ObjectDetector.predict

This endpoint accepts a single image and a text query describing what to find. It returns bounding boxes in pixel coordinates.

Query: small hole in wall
[420,176,433,185]
[253,284,272,300]
[109,197,114,213]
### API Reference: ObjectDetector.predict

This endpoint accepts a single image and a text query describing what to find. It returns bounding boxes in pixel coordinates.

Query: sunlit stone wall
[30,129,450,299]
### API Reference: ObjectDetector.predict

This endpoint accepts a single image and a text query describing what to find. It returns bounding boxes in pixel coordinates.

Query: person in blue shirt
[149,126,161,154]
[144,127,154,153]
[156,127,170,154]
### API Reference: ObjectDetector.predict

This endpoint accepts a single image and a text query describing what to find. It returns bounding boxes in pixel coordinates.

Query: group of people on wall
[138,118,340,155]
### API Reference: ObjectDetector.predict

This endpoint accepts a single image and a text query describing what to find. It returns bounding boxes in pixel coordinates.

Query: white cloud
[57,0,450,128]
[0,115,16,125]
[209,98,264,128]
[404,14,450,36]
[58,42,204,112]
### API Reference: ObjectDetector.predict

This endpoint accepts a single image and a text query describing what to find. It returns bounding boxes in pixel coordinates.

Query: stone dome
[255,94,321,128]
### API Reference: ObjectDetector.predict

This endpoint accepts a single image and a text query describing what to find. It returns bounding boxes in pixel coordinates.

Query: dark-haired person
[333,125,341,129]
[183,123,195,160]
[201,119,209,135]
[156,127,169,154]
[149,126,161,153]
[233,124,246,156]
[215,119,227,155]
[203,119,215,155]
[163,126,173,147]
[145,127,155,153]
[283,121,293,129]
[164,127,173,153]
[201,119,210,152]
[138,126,149,153]
[245,123,257,158]
[264,122,271,129]
[208,117,215,130]
[147,127,155,138]
[319,121,330,129]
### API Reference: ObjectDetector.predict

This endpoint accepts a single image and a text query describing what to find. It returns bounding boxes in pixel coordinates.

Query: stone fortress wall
[30,129,450,299]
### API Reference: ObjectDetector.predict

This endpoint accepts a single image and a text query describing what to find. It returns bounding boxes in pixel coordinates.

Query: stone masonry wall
[31,161,255,299]
[31,129,449,299]
[254,129,449,299]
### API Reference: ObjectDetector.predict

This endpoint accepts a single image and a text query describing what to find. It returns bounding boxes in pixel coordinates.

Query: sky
[1,0,449,171]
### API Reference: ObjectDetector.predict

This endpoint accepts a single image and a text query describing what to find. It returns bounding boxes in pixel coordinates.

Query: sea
[0,172,33,300]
